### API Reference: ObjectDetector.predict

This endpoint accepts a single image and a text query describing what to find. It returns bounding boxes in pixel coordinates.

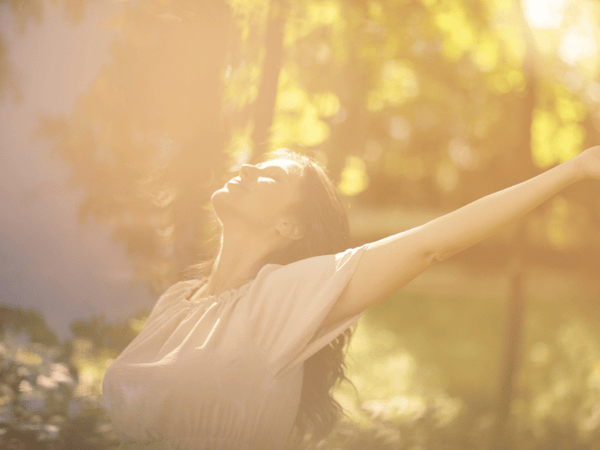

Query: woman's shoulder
[249,245,367,296]
[256,245,365,279]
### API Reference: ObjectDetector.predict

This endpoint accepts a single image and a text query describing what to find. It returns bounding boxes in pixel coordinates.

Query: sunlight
[338,155,369,196]
[524,0,599,67]
[523,0,567,29]
[559,26,597,66]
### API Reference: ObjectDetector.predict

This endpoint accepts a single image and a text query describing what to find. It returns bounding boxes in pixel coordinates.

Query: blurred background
[0,0,599,448]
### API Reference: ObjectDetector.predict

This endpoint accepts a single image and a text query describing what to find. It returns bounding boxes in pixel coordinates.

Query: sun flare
[523,0,566,29]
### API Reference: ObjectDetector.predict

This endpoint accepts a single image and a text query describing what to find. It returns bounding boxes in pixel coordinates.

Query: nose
[239,164,258,180]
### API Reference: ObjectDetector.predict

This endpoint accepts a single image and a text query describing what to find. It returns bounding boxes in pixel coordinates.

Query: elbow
[429,241,457,263]
[432,247,461,263]
[431,252,443,265]
[415,223,446,265]
[427,248,444,265]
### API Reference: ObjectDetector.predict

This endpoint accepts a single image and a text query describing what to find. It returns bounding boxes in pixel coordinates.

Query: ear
[276,217,304,241]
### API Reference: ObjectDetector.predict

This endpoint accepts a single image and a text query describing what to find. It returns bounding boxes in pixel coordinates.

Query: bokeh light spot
[524,0,566,29]
[338,155,369,196]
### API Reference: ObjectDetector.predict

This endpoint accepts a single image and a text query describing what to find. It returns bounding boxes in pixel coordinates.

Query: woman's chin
[211,188,238,218]
[211,186,233,202]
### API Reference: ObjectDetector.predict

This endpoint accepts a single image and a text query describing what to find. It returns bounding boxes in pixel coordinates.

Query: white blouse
[102,244,368,450]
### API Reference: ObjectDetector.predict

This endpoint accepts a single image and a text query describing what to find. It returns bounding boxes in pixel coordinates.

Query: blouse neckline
[185,278,253,305]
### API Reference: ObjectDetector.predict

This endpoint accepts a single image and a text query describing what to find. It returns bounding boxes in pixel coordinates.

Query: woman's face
[211,159,304,237]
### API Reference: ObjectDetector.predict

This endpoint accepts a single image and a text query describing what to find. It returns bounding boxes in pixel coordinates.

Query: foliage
[70,311,148,355]
[0,307,149,448]
[0,305,59,347]
[0,332,119,449]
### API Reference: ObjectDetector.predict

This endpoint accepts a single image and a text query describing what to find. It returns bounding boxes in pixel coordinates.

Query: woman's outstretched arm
[418,154,584,263]
[321,146,599,328]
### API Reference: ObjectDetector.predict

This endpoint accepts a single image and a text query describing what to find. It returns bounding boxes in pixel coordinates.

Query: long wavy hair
[262,149,356,446]
[192,149,357,445]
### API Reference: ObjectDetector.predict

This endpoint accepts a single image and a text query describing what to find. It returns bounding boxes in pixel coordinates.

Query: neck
[204,228,276,296]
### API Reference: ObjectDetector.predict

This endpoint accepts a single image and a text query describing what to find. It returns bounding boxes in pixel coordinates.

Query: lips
[227,178,250,192]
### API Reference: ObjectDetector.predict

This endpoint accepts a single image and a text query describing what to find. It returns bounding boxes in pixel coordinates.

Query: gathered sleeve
[243,244,369,376]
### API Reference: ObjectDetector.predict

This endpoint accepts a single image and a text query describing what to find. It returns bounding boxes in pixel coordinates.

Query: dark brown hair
[265,149,356,446]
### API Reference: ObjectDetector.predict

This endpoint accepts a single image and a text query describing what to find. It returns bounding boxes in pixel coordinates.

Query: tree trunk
[328,3,370,183]
[490,2,538,447]
[250,0,290,162]
[491,219,526,450]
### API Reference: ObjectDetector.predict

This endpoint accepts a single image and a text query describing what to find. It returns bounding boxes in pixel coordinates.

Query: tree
[38,1,234,292]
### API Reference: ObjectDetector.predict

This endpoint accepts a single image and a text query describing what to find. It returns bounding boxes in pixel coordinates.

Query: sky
[0,2,152,341]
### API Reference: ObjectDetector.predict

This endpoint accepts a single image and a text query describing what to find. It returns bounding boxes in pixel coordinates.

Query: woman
[102,147,600,450]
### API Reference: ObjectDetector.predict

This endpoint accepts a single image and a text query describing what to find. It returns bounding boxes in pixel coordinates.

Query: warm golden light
[559,26,597,66]
[524,0,599,68]
[2,0,600,448]
[524,0,566,29]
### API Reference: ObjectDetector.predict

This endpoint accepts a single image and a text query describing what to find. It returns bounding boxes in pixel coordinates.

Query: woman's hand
[573,146,600,181]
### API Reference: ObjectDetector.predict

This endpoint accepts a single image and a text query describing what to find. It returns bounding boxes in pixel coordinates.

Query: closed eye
[259,167,286,181]
[254,162,291,182]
